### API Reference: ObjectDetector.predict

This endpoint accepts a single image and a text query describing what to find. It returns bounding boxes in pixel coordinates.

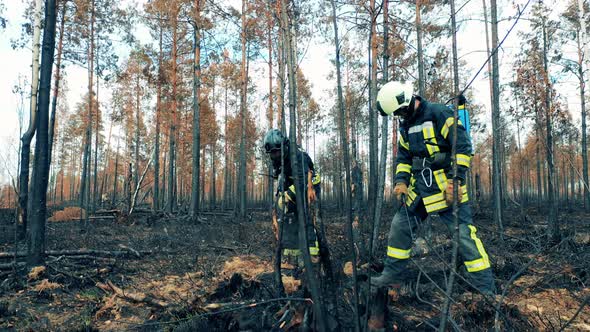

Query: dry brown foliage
[33,279,61,292]
[95,295,118,320]
[48,207,86,222]
[28,266,46,280]
[220,256,272,280]
[281,276,301,294]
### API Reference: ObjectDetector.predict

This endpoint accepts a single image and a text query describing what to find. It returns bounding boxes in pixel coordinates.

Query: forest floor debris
[0,206,588,330]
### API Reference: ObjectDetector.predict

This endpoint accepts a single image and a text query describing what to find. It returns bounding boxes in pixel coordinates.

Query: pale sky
[0,0,579,186]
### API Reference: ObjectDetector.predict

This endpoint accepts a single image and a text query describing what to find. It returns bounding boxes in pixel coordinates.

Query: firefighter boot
[467,268,496,295]
[370,265,403,289]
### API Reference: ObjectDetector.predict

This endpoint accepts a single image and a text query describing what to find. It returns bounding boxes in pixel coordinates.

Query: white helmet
[376,81,414,116]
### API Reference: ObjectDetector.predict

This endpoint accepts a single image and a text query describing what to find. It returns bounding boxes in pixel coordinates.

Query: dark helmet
[263,129,288,153]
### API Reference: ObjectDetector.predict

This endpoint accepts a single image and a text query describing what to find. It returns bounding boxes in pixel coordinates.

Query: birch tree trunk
[18,0,43,239]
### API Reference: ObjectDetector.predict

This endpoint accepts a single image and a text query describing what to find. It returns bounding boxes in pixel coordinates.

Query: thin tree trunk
[99,122,112,208]
[28,0,57,266]
[542,20,559,242]
[282,2,326,330]
[60,167,64,202]
[191,3,203,216]
[80,0,95,230]
[167,15,178,214]
[134,76,140,198]
[439,0,462,328]
[223,81,229,210]
[48,1,66,169]
[571,148,576,205]
[238,0,248,220]
[92,40,100,214]
[330,0,359,329]
[153,21,162,212]
[536,105,542,205]
[368,0,378,221]
[576,12,590,209]
[277,0,286,133]
[490,0,504,236]
[112,138,119,208]
[416,0,425,96]
[162,150,167,209]
[267,9,274,208]
[372,0,389,255]
[211,147,216,208]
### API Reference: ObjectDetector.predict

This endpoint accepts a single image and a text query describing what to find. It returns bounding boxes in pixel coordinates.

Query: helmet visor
[264,143,281,153]
[393,106,411,118]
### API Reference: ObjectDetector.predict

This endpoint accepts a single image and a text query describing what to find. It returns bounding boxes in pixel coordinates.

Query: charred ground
[0,204,588,331]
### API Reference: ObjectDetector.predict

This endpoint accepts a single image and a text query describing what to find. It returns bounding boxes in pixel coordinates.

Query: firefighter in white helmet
[371,81,495,295]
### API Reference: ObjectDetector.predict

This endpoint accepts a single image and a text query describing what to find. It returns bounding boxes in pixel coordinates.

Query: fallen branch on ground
[70,216,116,221]
[118,244,141,258]
[558,296,590,332]
[113,297,312,328]
[96,280,170,308]
[49,254,116,263]
[94,209,119,214]
[0,262,26,270]
[0,249,174,259]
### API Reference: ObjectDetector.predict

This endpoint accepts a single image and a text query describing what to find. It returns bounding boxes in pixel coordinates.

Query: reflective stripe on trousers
[385,202,491,275]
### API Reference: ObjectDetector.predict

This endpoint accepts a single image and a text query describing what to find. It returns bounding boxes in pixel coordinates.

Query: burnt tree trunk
[28,0,57,266]
[48,1,66,169]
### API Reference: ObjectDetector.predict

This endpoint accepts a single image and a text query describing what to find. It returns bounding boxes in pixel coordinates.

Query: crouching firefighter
[263,129,321,268]
[370,81,496,295]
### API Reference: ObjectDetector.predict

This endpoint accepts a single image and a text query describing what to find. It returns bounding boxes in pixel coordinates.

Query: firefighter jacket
[394,97,472,214]
[272,147,321,194]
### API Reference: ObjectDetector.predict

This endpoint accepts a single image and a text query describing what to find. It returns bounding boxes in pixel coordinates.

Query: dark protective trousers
[279,184,321,257]
[384,201,495,293]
